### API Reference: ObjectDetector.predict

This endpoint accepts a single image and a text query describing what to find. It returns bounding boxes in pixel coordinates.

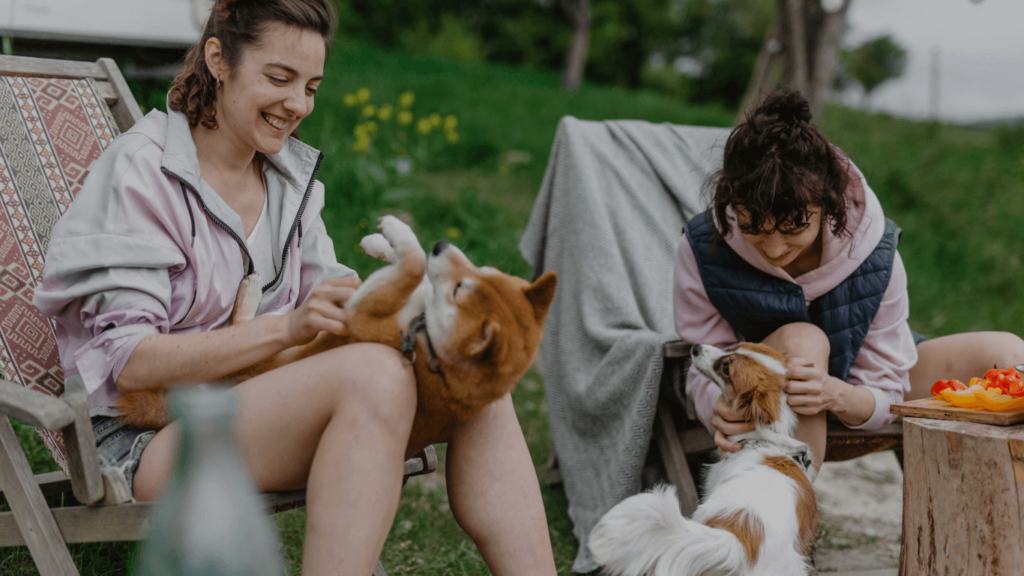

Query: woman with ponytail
[33,0,558,573]
[674,91,1024,467]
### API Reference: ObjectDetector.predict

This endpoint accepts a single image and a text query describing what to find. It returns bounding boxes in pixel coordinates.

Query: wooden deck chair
[0,54,435,576]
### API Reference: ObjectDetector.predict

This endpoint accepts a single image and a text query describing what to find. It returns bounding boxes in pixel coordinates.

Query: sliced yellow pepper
[941,388,979,408]
[973,387,1024,412]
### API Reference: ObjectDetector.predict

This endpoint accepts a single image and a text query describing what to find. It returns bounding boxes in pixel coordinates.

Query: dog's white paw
[377,215,420,258]
[360,233,396,262]
[232,272,261,324]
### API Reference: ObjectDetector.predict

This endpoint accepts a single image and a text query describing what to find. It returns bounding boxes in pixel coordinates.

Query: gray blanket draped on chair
[519,116,730,572]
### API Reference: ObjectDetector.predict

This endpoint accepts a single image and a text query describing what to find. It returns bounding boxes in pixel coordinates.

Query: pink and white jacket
[674,159,918,432]
[33,106,355,415]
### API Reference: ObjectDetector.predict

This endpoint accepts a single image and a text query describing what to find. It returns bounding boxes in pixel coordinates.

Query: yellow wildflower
[429,113,442,128]
[353,124,367,138]
[358,217,370,228]
[343,93,358,107]
[352,138,370,153]
[499,164,510,174]
[362,104,377,118]
[397,110,413,126]
[398,91,415,108]
[444,115,458,130]
[378,104,393,121]
[353,243,362,253]
[356,87,371,103]
[446,132,459,144]
[446,227,462,240]
[365,121,378,132]
[416,118,432,135]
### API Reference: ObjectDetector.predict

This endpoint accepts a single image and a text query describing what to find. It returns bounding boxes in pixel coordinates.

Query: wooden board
[890,397,1024,425]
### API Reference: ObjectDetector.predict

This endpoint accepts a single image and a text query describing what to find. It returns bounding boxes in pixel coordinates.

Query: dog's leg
[231,272,262,325]
[360,233,397,263]
[345,215,426,318]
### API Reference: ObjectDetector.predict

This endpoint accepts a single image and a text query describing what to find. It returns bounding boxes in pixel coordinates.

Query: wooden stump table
[900,417,1024,575]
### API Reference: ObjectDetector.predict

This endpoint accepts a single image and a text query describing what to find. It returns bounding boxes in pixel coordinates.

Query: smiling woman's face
[209,23,325,155]
[735,204,823,274]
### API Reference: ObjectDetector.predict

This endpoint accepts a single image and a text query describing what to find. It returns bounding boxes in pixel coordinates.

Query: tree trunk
[739,0,852,119]
[737,25,784,123]
[782,0,809,95]
[901,418,1024,575]
[807,0,852,118]
[561,0,591,91]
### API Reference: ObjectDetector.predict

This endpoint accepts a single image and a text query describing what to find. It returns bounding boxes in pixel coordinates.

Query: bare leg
[445,394,557,576]
[762,322,829,470]
[909,331,1024,400]
[132,343,417,576]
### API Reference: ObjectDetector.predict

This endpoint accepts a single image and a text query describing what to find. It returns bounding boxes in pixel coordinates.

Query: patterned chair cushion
[0,76,121,474]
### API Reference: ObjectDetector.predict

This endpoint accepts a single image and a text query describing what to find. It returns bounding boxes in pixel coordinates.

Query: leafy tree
[843,35,907,104]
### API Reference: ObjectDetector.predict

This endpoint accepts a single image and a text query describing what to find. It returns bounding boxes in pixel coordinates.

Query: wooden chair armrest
[0,380,105,505]
[403,445,438,478]
[0,379,75,430]
[663,340,693,359]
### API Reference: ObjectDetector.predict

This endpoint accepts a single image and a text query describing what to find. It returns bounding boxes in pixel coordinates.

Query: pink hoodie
[673,159,917,431]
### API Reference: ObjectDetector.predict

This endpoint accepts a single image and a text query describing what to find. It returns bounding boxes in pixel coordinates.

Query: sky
[838,0,1024,124]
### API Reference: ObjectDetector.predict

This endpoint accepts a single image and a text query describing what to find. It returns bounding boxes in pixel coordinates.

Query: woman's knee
[987,332,1024,368]
[763,322,830,362]
[317,342,417,425]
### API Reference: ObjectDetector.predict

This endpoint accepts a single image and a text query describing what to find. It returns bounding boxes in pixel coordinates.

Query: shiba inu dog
[116,215,557,453]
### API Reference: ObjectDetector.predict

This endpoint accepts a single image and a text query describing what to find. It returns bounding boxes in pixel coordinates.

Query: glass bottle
[136,387,284,576]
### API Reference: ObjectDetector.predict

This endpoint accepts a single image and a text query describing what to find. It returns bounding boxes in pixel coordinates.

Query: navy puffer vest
[685,211,901,381]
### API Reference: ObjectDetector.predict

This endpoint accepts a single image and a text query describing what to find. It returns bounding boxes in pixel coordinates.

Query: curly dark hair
[168,0,336,130]
[710,91,854,240]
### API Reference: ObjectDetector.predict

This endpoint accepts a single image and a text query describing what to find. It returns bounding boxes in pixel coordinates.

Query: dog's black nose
[691,344,702,357]
[432,240,450,256]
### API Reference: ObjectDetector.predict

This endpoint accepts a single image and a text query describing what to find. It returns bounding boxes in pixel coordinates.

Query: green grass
[5,40,1024,574]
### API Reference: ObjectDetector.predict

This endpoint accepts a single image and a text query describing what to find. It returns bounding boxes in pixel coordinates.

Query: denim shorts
[92,416,156,496]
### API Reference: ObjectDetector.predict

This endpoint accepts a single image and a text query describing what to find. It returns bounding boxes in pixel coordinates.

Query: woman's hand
[711,393,755,454]
[785,357,840,415]
[285,276,362,346]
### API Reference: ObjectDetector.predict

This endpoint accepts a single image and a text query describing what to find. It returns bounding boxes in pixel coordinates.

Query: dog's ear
[737,387,781,426]
[468,321,498,361]
[525,271,558,323]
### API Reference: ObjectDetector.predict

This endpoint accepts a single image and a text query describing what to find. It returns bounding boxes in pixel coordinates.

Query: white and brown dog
[588,342,818,576]
[116,215,557,455]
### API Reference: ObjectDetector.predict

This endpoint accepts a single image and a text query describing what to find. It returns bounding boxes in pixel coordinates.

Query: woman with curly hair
[674,91,1024,467]
[33,0,557,573]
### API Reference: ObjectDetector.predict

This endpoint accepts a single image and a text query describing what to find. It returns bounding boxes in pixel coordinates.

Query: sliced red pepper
[931,379,967,395]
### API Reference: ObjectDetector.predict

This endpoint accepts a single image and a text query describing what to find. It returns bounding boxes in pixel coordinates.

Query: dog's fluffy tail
[588,486,752,576]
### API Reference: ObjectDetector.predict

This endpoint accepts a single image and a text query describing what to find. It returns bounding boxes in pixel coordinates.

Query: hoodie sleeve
[673,235,738,433]
[296,180,358,305]
[844,251,917,430]
[33,138,185,403]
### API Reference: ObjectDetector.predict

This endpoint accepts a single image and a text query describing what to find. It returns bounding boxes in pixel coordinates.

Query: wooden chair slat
[97,58,143,132]
[0,418,79,573]
[59,396,105,505]
[0,55,107,80]
[0,501,153,547]
[94,80,118,106]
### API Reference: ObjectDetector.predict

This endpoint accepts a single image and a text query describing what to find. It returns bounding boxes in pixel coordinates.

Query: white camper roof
[0,0,212,48]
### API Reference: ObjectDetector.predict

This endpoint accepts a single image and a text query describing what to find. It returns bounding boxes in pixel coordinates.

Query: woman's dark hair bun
[752,91,813,125]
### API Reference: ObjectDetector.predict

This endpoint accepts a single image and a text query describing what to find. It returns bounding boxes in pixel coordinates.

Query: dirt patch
[813,451,903,572]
